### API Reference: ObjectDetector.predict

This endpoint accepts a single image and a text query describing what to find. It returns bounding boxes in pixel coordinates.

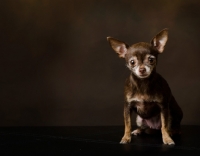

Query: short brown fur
[107,29,183,145]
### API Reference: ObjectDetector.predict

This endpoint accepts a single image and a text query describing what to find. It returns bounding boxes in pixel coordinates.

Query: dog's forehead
[125,42,156,60]
[129,42,152,53]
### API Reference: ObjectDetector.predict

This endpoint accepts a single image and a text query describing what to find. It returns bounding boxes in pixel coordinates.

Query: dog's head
[107,29,168,79]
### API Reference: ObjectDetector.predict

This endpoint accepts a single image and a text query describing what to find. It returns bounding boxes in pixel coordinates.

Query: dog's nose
[139,67,146,74]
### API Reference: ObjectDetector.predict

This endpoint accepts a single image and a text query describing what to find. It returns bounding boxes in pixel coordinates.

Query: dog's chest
[127,95,162,118]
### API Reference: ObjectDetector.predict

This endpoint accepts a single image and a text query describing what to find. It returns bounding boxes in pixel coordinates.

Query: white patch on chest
[127,97,143,103]
[126,95,161,103]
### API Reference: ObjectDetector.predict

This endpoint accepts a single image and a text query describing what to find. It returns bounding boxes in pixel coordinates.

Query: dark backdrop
[1,0,200,126]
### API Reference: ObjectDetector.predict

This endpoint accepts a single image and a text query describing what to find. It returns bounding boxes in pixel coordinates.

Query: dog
[107,29,183,145]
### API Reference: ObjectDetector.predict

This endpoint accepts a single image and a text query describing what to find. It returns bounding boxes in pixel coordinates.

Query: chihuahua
[107,29,183,145]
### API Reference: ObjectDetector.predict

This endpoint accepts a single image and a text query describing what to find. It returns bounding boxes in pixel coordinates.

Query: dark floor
[0,126,200,155]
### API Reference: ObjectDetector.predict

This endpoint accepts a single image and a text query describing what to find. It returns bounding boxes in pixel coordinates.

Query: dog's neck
[130,70,157,93]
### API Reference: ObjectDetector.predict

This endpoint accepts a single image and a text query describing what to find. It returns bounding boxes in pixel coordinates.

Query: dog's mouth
[137,73,150,78]
[131,70,150,79]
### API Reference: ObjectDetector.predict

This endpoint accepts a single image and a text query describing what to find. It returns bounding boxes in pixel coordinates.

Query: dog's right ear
[107,37,129,58]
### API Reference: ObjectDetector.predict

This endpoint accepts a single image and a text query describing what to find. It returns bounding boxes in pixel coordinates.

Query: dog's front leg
[120,102,132,144]
[160,109,175,145]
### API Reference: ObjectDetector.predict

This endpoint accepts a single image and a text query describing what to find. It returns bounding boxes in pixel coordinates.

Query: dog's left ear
[151,28,168,53]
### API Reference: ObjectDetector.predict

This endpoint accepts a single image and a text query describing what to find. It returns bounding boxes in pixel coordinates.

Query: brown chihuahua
[107,29,183,145]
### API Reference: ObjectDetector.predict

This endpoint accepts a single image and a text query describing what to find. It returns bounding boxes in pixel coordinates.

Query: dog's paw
[120,135,131,144]
[163,136,175,145]
[131,129,141,136]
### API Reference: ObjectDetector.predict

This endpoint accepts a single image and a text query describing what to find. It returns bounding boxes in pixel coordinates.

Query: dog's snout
[139,67,146,74]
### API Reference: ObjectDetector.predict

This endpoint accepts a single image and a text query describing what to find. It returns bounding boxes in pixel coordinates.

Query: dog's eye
[148,57,155,63]
[130,60,135,65]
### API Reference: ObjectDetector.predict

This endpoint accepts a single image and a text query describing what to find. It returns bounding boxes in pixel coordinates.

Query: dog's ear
[151,28,168,53]
[107,37,129,58]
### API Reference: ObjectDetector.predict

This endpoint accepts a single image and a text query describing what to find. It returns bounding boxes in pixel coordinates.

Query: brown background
[0,0,200,126]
